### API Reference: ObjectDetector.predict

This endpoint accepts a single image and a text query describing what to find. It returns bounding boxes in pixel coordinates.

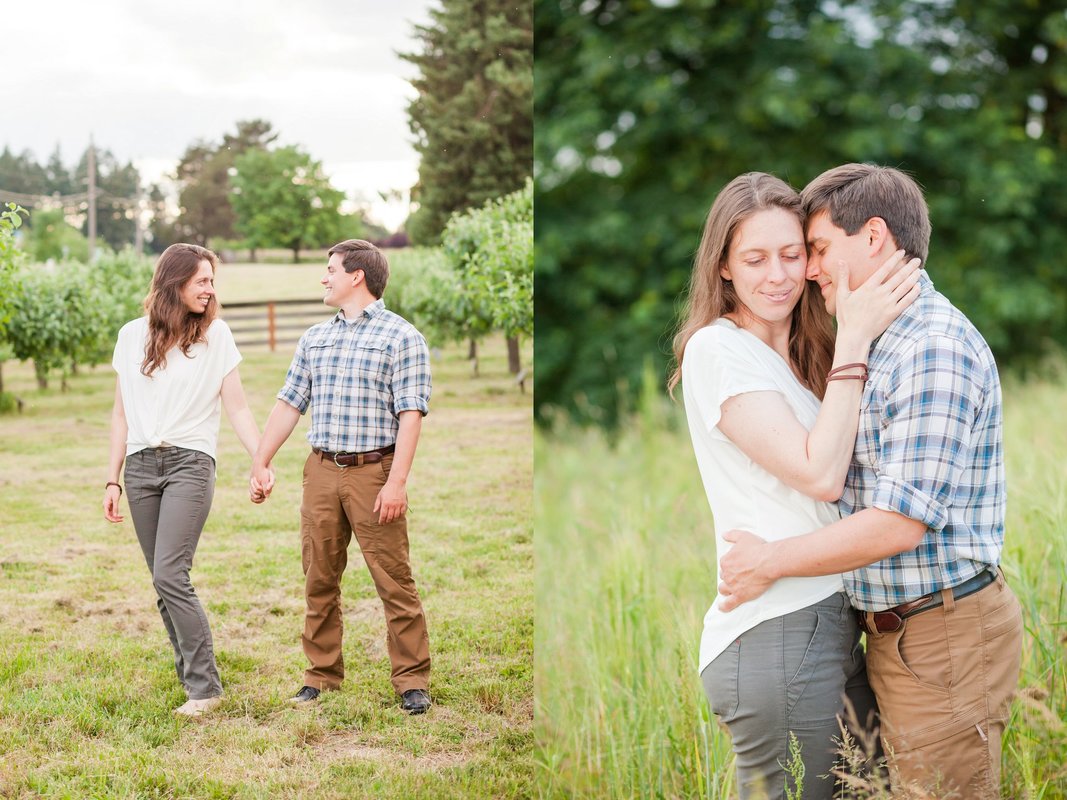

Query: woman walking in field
[102,243,273,717]
[669,173,919,798]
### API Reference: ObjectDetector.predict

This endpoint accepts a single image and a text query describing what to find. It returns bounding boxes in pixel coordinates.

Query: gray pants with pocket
[702,591,878,800]
[124,446,223,700]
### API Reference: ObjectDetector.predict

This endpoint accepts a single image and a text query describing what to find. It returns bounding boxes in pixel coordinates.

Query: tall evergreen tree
[44,145,74,196]
[402,0,533,244]
[0,147,48,196]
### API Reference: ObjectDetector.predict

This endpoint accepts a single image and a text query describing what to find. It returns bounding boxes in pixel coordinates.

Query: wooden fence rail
[222,299,331,351]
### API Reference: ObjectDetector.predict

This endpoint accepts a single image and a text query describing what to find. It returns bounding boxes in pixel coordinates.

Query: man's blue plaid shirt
[277,299,431,453]
[841,274,1005,611]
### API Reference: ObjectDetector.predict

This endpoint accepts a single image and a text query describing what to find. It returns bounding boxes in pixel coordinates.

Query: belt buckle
[333,452,348,468]
[861,609,904,634]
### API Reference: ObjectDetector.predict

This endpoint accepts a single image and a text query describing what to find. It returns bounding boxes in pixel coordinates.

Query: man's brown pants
[299,451,431,694]
[865,571,1022,798]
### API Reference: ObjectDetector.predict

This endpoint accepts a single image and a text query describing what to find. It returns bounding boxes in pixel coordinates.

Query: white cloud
[2,0,436,231]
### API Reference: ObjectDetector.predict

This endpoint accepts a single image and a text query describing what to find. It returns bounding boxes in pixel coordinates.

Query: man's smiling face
[805,209,880,316]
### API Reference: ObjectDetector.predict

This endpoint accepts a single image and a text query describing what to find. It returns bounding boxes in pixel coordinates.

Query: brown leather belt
[857,568,996,635]
[313,444,395,467]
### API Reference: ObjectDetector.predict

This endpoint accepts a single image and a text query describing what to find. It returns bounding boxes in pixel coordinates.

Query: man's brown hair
[328,239,389,298]
[801,163,931,263]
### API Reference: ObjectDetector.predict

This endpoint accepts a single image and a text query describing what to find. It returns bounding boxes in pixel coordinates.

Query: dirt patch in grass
[315,728,482,770]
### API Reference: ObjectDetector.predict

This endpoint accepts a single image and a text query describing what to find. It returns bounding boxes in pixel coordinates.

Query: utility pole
[134,182,145,254]
[87,135,97,261]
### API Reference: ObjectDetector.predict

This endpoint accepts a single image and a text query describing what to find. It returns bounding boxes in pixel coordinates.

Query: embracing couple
[102,239,432,718]
[671,164,1022,799]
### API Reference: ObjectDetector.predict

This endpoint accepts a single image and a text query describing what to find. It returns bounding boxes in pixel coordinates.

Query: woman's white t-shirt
[682,319,844,673]
[112,317,242,459]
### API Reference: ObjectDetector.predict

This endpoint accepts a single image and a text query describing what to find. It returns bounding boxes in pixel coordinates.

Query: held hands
[717,529,776,612]
[835,249,922,343]
[102,485,124,523]
[249,463,276,504]
[374,480,408,525]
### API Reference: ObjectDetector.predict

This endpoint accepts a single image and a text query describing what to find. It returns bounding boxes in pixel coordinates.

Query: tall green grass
[535,373,1067,798]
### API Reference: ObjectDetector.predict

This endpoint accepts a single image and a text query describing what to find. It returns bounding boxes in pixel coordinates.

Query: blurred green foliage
[535,0,1067,424]
[24,208,89,263]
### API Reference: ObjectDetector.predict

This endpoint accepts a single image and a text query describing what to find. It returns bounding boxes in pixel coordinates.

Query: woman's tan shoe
[174,696,222,717]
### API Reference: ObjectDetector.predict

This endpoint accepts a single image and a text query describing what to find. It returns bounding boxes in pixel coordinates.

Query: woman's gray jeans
[702,591,878,800]
[124,446,222,700]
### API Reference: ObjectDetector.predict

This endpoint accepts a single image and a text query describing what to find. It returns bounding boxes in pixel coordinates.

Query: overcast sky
[2,0,437,230]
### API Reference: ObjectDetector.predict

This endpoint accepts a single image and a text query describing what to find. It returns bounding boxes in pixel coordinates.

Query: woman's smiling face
[180,259,215,314]
[719,206,807,331]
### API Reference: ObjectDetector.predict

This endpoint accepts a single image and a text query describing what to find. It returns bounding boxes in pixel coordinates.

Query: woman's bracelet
[827,362,869,382]
[105,481,123,496]
[823,362,866,377]
[826,374,868,382]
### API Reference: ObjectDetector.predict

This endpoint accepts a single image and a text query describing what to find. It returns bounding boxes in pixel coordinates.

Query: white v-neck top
[682,319,844,672]
[112,317,242,459]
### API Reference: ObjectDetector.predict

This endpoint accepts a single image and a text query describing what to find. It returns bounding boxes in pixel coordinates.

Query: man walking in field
[251,239,433,714]
[716,164,1023,797]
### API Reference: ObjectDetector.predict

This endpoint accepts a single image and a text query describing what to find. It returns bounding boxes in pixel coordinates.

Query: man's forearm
[718,507,929,611]
[253,400,301,467]
[770,507,926,578]
[387,411,422,485]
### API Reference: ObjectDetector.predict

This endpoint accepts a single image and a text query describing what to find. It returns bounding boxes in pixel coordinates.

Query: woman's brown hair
[668,172,835,399]
[141,243,220,377]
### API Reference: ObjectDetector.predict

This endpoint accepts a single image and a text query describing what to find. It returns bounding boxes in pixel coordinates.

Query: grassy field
[534,373,1067,799]
[214,261,329,305]
[0,334,532,799]
[212,249,415,305]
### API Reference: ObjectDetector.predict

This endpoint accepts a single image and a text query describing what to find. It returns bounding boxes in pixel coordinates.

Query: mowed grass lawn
[214,261,331,304]
[0,331,533,799]
[535,373,1067,799]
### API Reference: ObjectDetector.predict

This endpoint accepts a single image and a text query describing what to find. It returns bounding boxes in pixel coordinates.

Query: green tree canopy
[175,119,278,246]
[535,0,1067,424]
[402,0,533,244]
[231,145,346,262]
[442,178,533,340]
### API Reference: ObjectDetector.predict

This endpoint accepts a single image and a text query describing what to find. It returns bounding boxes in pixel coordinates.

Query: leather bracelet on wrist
[106,481,123,496]
[827,362,868,383]
[827,374,867,382]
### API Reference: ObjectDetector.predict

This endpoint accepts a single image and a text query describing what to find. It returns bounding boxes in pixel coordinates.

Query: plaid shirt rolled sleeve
[870,336,985,531]
[391,328,432,415]
[277,334,314,414]
[842,278,1005,610]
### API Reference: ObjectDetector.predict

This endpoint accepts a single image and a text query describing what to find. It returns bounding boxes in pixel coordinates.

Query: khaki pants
[300,451,431,694]
[864,571,1022,798]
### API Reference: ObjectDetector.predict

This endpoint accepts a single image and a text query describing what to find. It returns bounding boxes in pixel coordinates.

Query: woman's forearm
[227,405,263,459]
[108,382,128,483]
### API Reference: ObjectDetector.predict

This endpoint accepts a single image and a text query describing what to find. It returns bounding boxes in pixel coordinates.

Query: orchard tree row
[390,179,533,373]
[0,204,152,398]
[0,182,532,401]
